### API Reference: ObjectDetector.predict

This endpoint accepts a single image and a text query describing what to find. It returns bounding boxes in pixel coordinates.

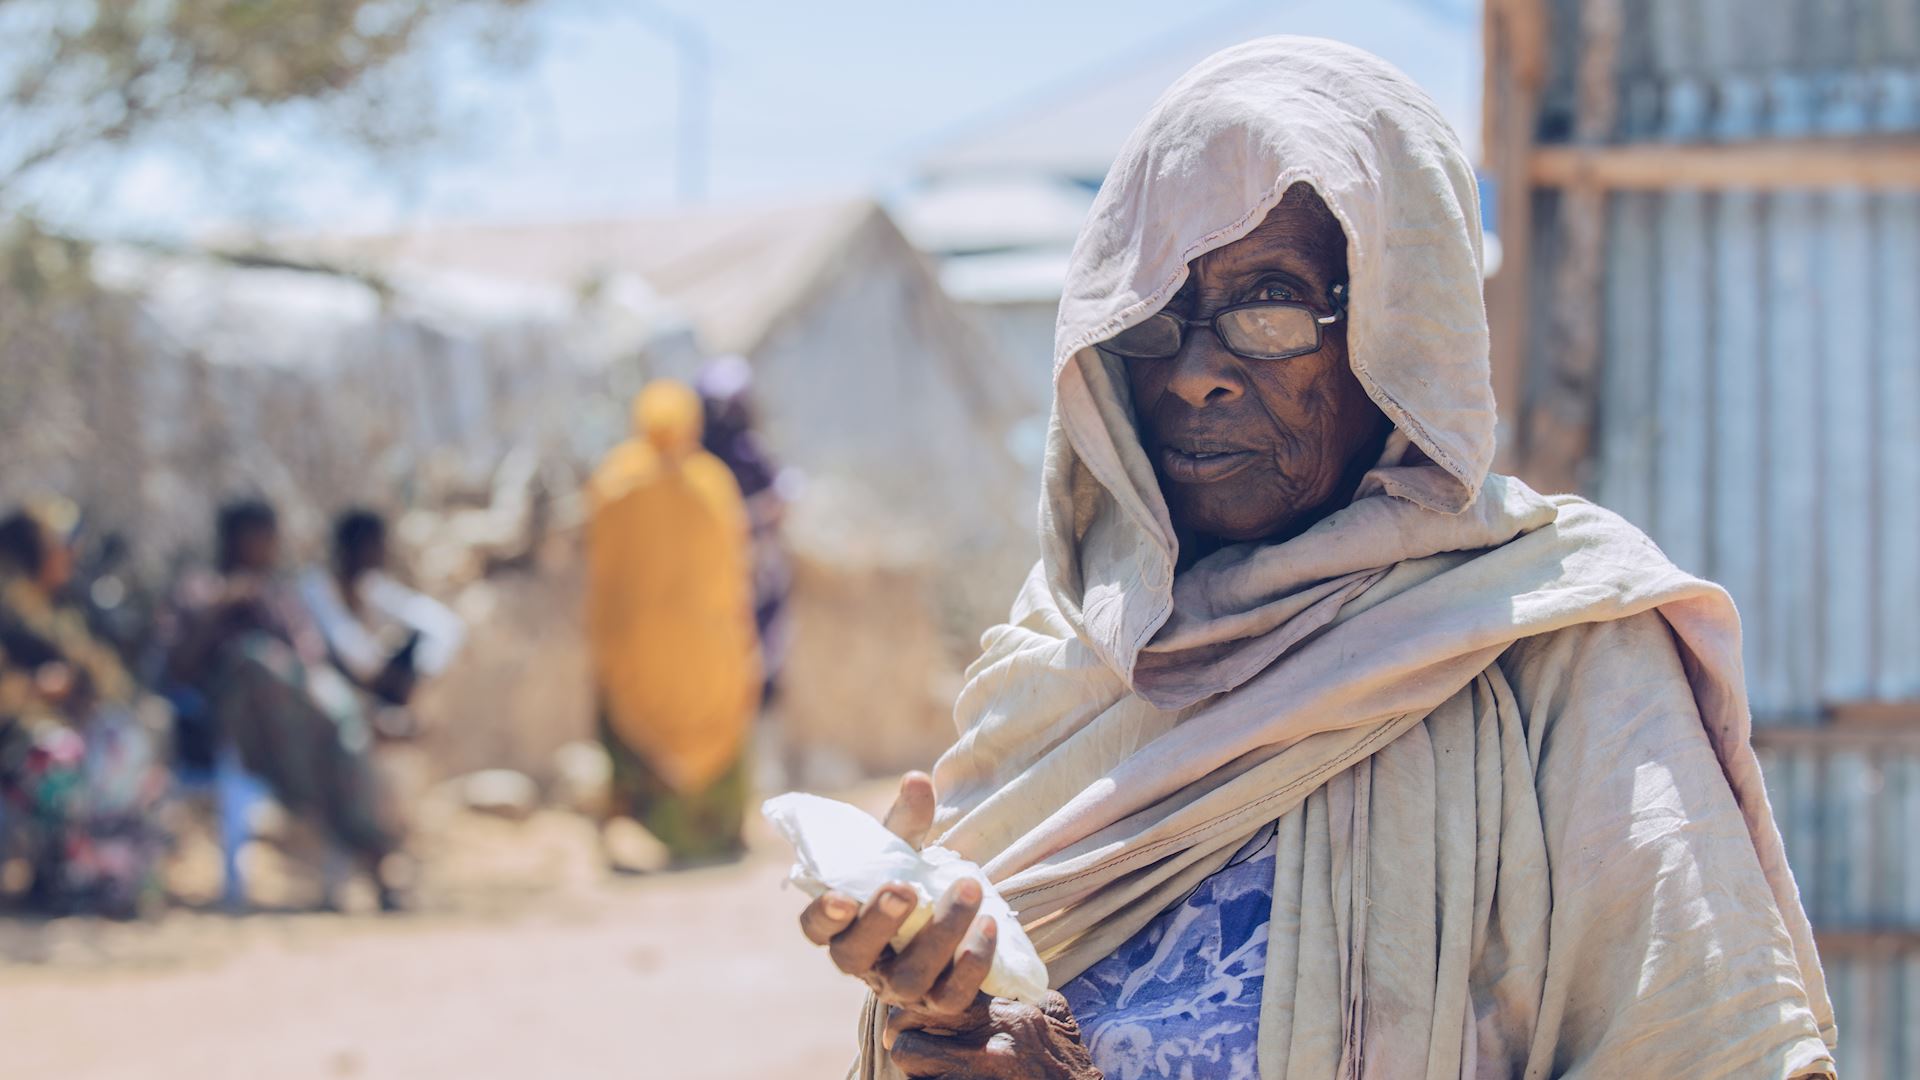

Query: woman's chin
[1170,488,1301,545]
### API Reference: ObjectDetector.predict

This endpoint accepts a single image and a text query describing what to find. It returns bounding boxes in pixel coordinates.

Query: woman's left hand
[886,992,1102,1080]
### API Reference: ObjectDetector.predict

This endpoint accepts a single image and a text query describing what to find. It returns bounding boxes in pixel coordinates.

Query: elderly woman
[798,39,1835,1080]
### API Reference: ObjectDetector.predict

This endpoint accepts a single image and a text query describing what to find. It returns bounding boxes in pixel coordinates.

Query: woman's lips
[1158,446,1260,483]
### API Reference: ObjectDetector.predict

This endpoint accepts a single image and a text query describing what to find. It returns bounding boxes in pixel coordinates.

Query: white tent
[306,199,1034,544]
[304,200,1040,775]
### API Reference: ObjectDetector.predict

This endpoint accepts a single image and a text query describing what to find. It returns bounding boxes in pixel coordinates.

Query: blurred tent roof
[937,246,1080,306]
[893,175,1097,258]
[295,198,882,359]
[295,199,1037,556]
[92,246,685,373]
[911,0,1482,187]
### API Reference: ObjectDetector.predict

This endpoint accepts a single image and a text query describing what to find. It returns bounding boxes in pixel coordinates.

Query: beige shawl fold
[852,36,1835,1080]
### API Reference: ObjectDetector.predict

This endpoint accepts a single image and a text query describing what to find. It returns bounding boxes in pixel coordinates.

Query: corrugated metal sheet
[1527,3,1920,1076]
[1585,185,1920,1078]
[1593,188,1920,720]
[1759,741,1920,1077]
[1542,0,1920,142]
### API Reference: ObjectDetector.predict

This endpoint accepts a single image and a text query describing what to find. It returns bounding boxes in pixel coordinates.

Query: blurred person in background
[696,356,794,704]
[586,379,761,866]
[166,499,407,911]
[0,500,170,918]
[798,39,1834,1080]
[299,507,464,739]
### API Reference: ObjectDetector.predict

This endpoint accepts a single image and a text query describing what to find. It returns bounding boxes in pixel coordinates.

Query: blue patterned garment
[1061,825,1279,1080]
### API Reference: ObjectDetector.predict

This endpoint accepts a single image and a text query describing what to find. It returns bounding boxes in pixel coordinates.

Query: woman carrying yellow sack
[586,379,762,865]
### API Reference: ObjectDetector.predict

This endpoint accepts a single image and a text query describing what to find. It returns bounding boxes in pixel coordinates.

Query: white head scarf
[1040,37,1501,688]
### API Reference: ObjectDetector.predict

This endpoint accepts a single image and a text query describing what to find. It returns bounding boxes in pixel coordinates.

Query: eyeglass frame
[1102,281,1349,362]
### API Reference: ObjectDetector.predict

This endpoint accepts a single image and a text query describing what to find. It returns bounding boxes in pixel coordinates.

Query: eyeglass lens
[1103,303,1321,361]
[1216,306,1320,359]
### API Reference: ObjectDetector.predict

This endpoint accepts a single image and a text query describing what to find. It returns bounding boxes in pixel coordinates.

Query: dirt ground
[0,783,891,1080]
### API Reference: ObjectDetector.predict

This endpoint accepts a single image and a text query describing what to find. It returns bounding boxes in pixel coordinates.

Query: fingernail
[824,895,855,919]
[880,888,912,916]
[954,878,981,903]
[978,916,998,939]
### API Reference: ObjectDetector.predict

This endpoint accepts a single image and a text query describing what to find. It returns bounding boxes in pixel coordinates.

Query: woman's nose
[1164,331,1246,408]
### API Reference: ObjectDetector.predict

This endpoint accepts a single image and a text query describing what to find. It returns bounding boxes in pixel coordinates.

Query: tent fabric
[850,36,1834,1079]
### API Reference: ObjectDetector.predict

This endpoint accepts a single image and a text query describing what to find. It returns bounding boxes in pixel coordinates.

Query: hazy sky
[42,0,1476,238]
[56,0,1278,236]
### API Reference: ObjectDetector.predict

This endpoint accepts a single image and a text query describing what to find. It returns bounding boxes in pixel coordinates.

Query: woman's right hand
[797,771,1001,1020]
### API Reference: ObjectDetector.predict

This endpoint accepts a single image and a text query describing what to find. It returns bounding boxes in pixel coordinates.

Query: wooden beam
[1811,928,1920,956]
[1825,700,1920,729]
[1751,724,1920,753]
[1530,140,1920,191]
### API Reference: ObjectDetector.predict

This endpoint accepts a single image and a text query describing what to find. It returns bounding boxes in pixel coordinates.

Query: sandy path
[0,805,875,1079]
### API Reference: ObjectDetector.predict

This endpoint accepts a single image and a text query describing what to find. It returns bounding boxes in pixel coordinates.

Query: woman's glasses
[1102,282,1346,362]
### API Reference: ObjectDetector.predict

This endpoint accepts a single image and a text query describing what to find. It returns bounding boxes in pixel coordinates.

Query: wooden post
[1518,0,1620,496]
[1483,0,1546,474]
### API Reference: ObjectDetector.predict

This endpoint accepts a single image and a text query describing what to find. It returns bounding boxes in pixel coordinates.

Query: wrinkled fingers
[888,1028,998,1079]
[882,770,936,848]
[880,878,982,1002]
[798,890,859,945]
[923,917,996,1015]
[827,881,917,977]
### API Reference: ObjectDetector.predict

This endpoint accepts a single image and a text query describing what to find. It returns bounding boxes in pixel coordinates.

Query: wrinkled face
[1122,184,1390,547]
